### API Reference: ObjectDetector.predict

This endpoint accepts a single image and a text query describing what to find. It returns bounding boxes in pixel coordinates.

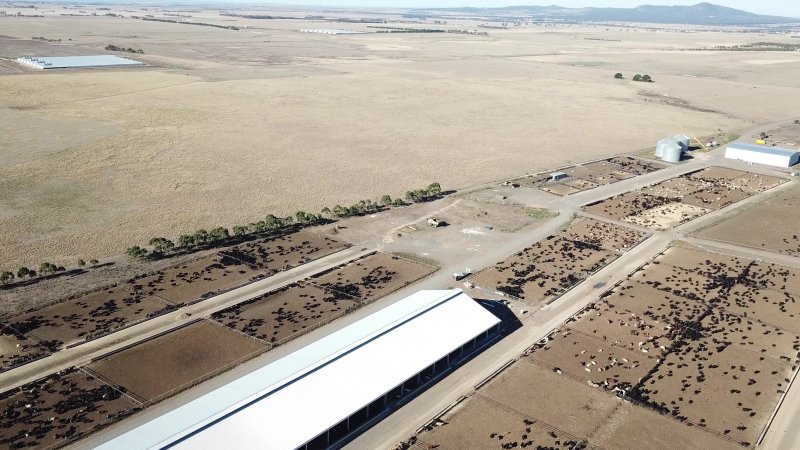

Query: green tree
[264,214,282,230]
[641,74,653,83]
[149,237,175,254]
[17,267,31,278]
[393,198,407,207]
[89,259,99,266]
[614,73,623,79]
[0,271,13,284]
[332,205,346,218]
[427,182,442,196]
[380,195,392,206]
[320,207,332,217]
[209,227,229,242]
[77,259,86,267]
[632,74,642,82]
[126,246,148,259]
[233,225,249,236]
[194,229,210,244]
[178,234,195,247]
[39,262,58,275]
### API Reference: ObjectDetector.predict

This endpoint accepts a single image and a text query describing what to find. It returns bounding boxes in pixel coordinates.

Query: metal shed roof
[96,289,500,450]
[16,55,142,69]
[727,143,799,157]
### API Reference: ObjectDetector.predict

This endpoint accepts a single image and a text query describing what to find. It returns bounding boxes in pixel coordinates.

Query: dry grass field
[3,6,800,267]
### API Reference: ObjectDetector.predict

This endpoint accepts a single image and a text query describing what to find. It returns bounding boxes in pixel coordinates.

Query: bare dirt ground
[0,231,347,370]
[308,252,437,302]
[749,121,800,150]
[0,366,139,449]
[324,189,557,268]
[698,184,800,256]
[422,241,800,450]
[417,393,585,450]
[86,320,265,402]
[5,9,799,268]
[584,166,786,230]
[534,156,667,196]
[211,282,359,345]
[4,286,172,350]
[471,217,643,303]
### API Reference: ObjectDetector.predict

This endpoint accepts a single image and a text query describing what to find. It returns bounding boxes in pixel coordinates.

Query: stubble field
[5,8,800,267]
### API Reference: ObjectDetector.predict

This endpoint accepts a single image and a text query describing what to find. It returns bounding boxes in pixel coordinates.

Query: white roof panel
[97,289,500,450]
[16,55,142,69]
[727,143,799,157]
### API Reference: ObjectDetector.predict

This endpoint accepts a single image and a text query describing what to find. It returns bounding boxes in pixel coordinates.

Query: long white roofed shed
[96,289,500,450]
[725,143,799,168]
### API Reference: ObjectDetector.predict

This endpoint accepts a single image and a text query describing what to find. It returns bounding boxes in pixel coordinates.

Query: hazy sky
[268,1,800,17]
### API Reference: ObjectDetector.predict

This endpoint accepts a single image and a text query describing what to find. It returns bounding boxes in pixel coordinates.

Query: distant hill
[413,3,795,25]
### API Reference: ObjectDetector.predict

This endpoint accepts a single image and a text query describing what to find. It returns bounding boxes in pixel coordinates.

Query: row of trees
[125,182,444,260]
[4,182,445,277]
[105,44,144,54]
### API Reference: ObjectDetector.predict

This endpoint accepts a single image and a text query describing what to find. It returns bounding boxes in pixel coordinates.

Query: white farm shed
[725,143,800,168]
[96,289,501,450]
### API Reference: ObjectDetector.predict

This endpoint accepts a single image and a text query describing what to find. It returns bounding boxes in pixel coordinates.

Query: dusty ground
[323,189,557,268]
[584,166,785,230]
[87,320,265,402]
[4,7,800,267]
[535,156,667,196]
[0,230,347,370]
[211,282,359,345]
[0,366,139,449]
[698,184,800,256]
[309,252,436,302]
[420,241,800,450]
[471,217,643,303]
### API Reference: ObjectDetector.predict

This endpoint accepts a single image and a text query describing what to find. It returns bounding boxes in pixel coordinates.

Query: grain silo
[662,143,683,163]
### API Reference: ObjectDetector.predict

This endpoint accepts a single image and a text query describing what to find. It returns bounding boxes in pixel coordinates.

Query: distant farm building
[550,171,568,181]
[725,143,800,168]
[96,289,501,450]
[15,55,143,70]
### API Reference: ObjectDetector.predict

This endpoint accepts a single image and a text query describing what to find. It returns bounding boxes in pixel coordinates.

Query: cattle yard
[517,156,667,196]
[0,367,139,450]
[211,283,359,345]
[418,242,800,450]
[308,252,437,303]
[86,320,265,403]
[583,167,785,230]
[0,231,348,372]
[697,184,800,256]
[0,248,439,448]
[470,218,645,304]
